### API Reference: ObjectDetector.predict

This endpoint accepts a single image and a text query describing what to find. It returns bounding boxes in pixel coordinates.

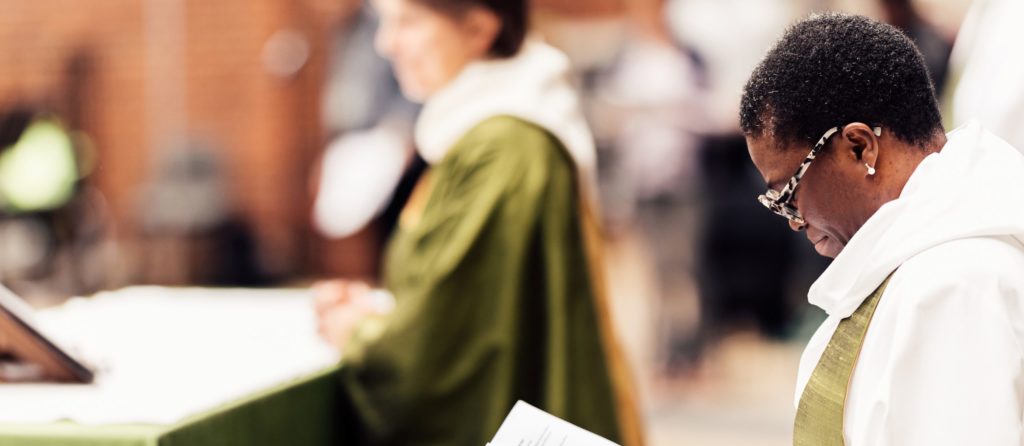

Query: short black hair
[415,0,527,58]
[740,13,943,149]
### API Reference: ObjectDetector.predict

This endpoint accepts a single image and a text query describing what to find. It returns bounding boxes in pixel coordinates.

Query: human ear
[461,7,501,58]
[840,122,881,174]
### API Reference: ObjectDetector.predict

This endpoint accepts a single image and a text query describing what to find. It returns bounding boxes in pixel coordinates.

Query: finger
[320,307,359,349]
[318,308,344,345]
[347,281,372,299]
[361,289,396,315]
[313,280,347,314]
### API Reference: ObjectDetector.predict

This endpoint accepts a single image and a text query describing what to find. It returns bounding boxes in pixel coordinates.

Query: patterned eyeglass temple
[757,126,882,226]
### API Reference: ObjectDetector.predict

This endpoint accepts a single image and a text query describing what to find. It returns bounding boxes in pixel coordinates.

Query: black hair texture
[416,0,527,58]
[739,13,943,149]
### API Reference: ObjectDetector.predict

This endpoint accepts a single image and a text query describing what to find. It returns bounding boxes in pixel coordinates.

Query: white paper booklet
[487,401,619,446]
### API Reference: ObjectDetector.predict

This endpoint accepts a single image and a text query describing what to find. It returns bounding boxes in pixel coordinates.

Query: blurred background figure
[0,0,983,444]
[0,100,112,300]
[881,0,953,96]
[661,0,809,370]
[948,0,1024,151]
[582,0,710,379]
[138,138,267,285]
[311,0,423,255]
[312,0,641,444]
[0,107,80,285]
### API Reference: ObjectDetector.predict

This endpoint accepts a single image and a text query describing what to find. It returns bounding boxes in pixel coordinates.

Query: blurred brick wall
[533,0,626,17]
[0,0,147,230]
[0,0,343,282]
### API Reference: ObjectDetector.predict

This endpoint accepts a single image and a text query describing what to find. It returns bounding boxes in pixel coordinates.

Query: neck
[925,130,948,154]
[883,130,947,205]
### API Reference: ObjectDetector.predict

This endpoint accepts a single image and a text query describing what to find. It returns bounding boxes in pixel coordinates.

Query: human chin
[397,81,429,103]
[393,69,432,103]
[397,63,452,102]
[812,235,844,258]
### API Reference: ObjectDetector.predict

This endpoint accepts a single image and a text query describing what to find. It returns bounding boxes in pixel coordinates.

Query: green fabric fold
[793,274,894,445]
[339,116,621,446]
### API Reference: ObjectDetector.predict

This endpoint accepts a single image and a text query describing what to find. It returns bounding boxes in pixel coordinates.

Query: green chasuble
[793,274,893,446]
[337,116,623,446]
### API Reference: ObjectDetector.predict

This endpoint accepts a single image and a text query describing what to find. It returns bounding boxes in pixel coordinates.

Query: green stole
[793,274,894,446]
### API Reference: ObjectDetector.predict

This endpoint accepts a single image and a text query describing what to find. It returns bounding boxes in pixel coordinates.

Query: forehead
[745,134,807,188]
[373,0,431,16]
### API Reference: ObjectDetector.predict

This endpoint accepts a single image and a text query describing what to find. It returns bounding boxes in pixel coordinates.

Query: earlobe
[858,130,880,175]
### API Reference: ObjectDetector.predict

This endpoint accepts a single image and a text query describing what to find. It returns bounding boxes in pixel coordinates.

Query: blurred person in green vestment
[312,0,644,444]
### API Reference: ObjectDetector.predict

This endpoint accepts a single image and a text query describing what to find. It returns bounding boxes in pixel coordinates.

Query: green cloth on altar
[793,275,894,446]
[0,366,342,446]
[338,116,622,445]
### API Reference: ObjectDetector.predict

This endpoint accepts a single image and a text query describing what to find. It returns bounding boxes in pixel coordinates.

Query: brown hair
[414,0,527,58]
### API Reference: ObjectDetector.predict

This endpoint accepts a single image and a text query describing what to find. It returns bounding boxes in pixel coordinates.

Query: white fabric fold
[795,121,1024,445]
[414,38,597,200]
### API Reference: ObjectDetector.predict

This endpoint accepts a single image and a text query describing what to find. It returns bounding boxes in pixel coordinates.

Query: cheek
[822,237,845,258]
[395,22,474,97]
[800,175,860,243]
[793,174,837,226]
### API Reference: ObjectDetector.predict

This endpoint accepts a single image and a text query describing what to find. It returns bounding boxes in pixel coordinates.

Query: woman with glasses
[311,0,642,445]
[741,13,1024,445]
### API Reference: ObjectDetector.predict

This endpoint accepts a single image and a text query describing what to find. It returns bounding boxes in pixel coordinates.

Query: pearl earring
[865,163,876,176]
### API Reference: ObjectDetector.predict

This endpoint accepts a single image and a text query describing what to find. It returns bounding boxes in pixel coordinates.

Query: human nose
[789,218,807,232]
[374,23,395,58]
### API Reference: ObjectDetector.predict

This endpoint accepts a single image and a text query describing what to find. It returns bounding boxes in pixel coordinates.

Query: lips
[807,230,828,247]
[810,234,831,255]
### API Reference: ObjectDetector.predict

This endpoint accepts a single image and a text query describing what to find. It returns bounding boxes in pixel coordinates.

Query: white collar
[808,120,1024,317]
[414,39,596,196]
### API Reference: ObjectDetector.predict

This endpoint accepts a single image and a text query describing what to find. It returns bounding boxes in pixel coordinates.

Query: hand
[313,280,386,350]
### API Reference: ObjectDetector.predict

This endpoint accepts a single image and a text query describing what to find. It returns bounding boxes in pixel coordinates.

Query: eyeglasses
[757,125,881,226]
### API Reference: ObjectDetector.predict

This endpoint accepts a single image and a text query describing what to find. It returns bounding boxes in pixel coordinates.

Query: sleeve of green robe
[337,116,621,446]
